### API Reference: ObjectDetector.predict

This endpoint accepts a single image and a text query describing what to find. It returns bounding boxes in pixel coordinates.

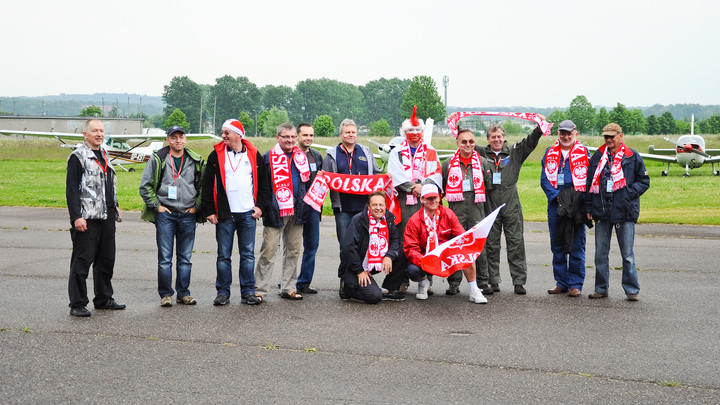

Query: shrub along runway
[0,206,718,403]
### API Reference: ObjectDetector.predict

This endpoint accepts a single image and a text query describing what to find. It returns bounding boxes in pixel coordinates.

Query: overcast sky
[3,0,718,108]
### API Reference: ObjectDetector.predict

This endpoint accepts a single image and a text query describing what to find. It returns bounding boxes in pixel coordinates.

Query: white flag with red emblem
[420,204,504,278]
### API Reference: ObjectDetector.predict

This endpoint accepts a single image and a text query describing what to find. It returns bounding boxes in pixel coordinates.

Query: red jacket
[403,205,465,267]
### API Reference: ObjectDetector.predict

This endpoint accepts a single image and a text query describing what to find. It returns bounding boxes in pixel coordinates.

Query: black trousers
[68,218,116,308]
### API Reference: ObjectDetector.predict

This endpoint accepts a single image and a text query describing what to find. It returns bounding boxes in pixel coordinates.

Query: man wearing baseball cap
[140,125,206,307]
[200,119,270,306]
[402,184,487,303]
[584,123,650,301]
[540,120,591,298]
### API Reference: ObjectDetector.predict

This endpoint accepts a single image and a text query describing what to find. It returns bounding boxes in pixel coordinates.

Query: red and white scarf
[269,144,310,217]
[423,208,439,254]
[589,143,627,194]
[445,150,485,203]
[400,140,428,205]
[367,212,389,273]
[447,111,554,136]
[544,140,589,192]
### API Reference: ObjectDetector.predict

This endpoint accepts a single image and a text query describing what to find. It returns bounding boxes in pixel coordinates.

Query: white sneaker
[469,289,487,304]
[380,287,389,295]
[416,281,429,300]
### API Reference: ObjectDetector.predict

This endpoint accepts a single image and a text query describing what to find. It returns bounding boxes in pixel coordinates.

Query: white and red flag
[446,111,554,137]
[420,204,504,277]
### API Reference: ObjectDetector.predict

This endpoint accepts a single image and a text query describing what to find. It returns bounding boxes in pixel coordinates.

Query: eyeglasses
[459,140,475,145]
[278,135,297,140]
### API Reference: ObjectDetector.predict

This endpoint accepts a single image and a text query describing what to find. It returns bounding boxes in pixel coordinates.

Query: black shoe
[479,284,493,295]
[70,307,91,317]
[213,294,230,306]
[299,286,318,294]
[241,294,262,305]
[491,284,500,292]
[95,299,126,310]
[339,280,350,301]
[514,284,526,295]
[446,285,460,295]
[382,290,406,301]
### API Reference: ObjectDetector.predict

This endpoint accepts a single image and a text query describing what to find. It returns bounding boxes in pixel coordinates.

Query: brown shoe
[479,284,493,295]
[588,292,608,299]
[627,294,639,301]
[568,288,581,297]
[547,286,568,295]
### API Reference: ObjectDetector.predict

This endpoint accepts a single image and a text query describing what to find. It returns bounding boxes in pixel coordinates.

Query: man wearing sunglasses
[584,123,650,301]
[441,129,494,296]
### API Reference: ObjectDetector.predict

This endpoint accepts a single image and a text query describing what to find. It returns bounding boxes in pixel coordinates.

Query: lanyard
[169,154,185,181]
[95,149,108,174]
[341,145,354,173]
[492,153,502,170]
[226,147,244,173]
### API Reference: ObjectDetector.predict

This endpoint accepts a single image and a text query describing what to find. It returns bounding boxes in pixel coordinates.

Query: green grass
[1,135,719,225]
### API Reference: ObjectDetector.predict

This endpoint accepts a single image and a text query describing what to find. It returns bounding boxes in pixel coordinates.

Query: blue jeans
[215,211,257,297]
[334,210,359,245]
[593,220,640,295]
[156,211,197,298]
[547,202,586,290]
[297,209,320,289]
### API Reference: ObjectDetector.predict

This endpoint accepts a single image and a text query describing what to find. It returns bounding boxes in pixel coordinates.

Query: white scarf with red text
[269,144,310,216]
[367,212,389,273]
[544,140,589,192]
[423,208,439,254]
[400,140,428,205]
[589,143,627,194]
[445,150,485,203]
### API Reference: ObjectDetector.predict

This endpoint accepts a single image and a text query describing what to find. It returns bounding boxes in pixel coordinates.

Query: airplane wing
[637,152,678,163]
[0,129,84,139]
[647,145,676,155]
[0,129,220,141]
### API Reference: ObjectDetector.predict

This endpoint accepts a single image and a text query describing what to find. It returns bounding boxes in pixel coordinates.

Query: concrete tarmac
[0,206,718,404]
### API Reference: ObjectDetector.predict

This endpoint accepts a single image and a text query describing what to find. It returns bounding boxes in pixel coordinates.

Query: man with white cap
[540,120,591,297]
[200,119,270,306]
[402,184,487,303]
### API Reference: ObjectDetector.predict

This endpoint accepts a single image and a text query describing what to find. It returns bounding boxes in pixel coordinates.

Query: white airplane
[0,129,220,171]
[643,116,720,177]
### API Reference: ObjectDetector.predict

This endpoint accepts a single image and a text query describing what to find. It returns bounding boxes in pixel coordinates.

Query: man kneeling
[404,184,487,304]
[338,191,402,304]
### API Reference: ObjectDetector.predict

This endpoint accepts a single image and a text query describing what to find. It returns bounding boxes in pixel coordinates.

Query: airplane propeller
[663,137,710,158]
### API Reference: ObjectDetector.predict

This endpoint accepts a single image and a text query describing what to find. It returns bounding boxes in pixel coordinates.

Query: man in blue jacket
[585,123,650,301]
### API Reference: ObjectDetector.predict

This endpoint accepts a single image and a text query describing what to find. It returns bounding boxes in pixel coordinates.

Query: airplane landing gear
[661,171,668,176]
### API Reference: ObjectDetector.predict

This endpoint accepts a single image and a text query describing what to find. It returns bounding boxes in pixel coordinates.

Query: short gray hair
[83,119,102,133]
[339,118,357,134]
[276,122,295,136]
[486,123,505,138]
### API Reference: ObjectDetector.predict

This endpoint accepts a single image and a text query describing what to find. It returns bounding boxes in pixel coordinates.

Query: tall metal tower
[442,75,449,110]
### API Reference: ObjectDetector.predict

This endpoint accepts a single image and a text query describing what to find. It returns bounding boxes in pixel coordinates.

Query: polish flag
[420,205,504,278]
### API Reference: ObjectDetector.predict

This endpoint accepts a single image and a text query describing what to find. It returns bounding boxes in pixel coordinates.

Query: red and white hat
[222,119,245,138]
[400,105,425,137]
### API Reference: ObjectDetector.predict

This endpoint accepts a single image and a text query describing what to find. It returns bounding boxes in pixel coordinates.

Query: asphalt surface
[1,206,718,404]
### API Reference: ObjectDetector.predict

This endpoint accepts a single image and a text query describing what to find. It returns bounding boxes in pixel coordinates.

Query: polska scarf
[589,143,627,194]
[445,150,485,203]
[544,140,589,192]
[269,144,310,216]
[423,208,439,254]
[400,140,428,205]
[367,211,389,273]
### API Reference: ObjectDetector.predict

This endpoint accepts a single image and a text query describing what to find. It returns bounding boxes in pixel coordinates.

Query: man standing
[386,106,442,296]
[201,119,269,306]
[140,125,205,307]
[255,123,312,301]
[296,123,323,294]
[442,129,493,296]
[540,120,590,298]
[476,116,544,295]
[403,184,487,304]
[585,123,650,301]
[66,119,125,317]
[322,118,380,244]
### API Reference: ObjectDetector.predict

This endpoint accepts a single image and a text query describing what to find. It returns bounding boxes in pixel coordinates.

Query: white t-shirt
[224,149,254,213]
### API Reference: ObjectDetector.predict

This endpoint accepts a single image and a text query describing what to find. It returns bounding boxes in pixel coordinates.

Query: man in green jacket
[476,117,544,295]
[139,125,205,307]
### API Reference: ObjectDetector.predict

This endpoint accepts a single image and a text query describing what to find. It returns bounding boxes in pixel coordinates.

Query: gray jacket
[69,142,117,221]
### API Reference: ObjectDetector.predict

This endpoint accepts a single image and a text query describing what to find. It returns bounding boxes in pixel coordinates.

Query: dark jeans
[156,211,196,298]
[68,218,116,308]
[297,209,320,289]
[215,211,257,297]
[333,209,360,246]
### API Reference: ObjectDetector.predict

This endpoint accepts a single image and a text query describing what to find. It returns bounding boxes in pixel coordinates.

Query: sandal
[280,291,303,300]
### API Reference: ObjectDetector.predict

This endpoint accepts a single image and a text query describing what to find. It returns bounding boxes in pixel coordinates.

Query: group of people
[65,113,650,317]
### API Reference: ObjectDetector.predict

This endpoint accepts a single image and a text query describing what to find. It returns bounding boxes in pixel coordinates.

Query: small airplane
[642,115,720,177]
[0,129,220,171]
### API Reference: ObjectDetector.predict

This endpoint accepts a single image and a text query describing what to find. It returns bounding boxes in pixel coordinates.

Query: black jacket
[338,209,400,288]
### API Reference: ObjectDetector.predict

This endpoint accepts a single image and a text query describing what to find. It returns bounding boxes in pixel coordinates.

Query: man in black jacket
[296,123,323,294]
[585,123,650,301]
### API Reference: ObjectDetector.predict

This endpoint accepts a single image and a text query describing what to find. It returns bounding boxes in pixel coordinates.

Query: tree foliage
[502,119,524,135]
[646,115,660,135]
[547,110,568,127]
[163,108,191,131]
[295,78,365,125]
[210,75,261,134]
[566,95,595,134]
[163,76,203,132]
[313,115,335,138]
[80,105,103,117]
[595,108,610,134]
[658,112,677,134]
[238,111,255,137]
[368,119,393,137]
[361,78,410,129]
[261,107,290,137]
[401,75,445,122]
